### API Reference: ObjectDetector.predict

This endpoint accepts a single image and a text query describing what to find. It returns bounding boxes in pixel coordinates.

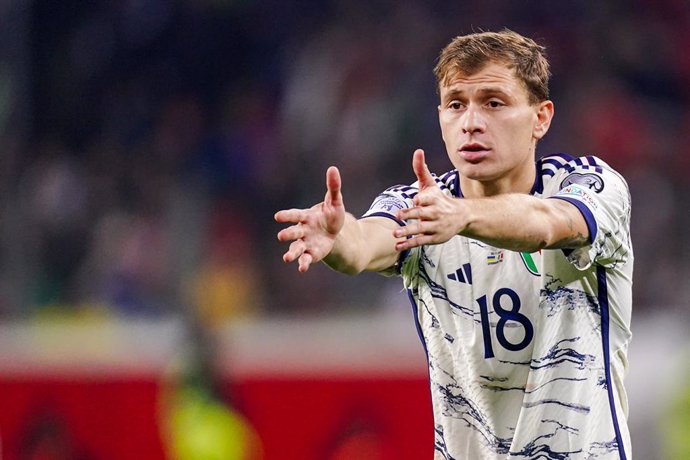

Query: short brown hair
[434,29,551,104]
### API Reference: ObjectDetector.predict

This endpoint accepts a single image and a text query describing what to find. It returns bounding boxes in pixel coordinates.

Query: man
[275,29,633,459]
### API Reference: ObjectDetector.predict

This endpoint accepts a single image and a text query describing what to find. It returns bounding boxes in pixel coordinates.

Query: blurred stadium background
[0,0,688,459]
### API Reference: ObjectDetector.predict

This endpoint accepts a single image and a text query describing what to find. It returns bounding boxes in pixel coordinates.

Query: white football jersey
[363,154,633,459]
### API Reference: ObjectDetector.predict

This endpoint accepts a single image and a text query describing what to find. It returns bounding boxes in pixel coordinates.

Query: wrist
[454,198,474,237]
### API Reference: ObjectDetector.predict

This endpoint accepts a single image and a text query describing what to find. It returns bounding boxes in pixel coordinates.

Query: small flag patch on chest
[487,250,504,265]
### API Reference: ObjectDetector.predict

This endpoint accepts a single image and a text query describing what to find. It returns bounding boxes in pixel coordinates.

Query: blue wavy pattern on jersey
[421,249,437,269]
[433,367,513,455]
[509,419,582,459]
[585,438,620,457]
[522,399,590,414]
[541,278,601,318]
[434,425,455,460]
[597,374,607,389]
[529,338,596,371]
[413,287,440,330]
[480,375,587,394]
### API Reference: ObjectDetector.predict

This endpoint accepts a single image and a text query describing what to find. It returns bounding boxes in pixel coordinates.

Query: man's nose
[462,104,485,134]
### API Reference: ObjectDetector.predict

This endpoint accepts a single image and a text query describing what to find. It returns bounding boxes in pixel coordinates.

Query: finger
[394,220,429,239]
[283,240,306,263]
[397,207,417,222]
[413,190,437,207]
[412,149,436,190]
[394,224,410,239]
[397,206,432,222]
[275,208,306,223]
[298,252,314,273]
[325,166,342,207]
[395,234,433,252]
[277,224,304,242]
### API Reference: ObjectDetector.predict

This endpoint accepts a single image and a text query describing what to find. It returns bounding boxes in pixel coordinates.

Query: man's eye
[449,102,463,110]
[487,100,503,108]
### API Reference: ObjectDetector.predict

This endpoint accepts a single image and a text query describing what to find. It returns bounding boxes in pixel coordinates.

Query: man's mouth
[459,143,490,163]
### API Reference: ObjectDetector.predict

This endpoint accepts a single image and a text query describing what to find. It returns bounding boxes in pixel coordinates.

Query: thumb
[325,166,343,207]
[412,149,435,189]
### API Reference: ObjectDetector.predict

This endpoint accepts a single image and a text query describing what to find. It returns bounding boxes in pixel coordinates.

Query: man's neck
[459,162,537,198]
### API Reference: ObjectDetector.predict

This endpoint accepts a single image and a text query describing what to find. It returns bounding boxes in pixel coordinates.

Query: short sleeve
[547,164,632,270]
[360,183,421,276]
[361,183,420,224]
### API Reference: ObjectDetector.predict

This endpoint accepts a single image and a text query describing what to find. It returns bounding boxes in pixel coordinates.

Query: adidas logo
[447,263,472,285]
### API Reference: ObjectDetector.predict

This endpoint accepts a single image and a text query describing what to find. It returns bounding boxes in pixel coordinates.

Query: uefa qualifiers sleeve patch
[559,172,605,193]
[555,183,599,210]
[371,194,407,212]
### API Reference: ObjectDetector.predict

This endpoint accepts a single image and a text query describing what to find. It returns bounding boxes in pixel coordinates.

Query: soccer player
[275,29,633,459]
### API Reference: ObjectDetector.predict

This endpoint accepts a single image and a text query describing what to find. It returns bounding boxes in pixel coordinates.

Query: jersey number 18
[477,288,534,359]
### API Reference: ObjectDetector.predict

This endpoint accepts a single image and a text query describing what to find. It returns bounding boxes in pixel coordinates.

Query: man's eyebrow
[441,89,462,101]
[442,86,511,101]
[477,87,510,96]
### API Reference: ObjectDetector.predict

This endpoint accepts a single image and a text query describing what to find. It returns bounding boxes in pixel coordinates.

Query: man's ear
[437,105,446,143]
[534,100,554,140]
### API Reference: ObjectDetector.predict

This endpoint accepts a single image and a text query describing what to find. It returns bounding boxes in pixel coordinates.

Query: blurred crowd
[0,0,688,322]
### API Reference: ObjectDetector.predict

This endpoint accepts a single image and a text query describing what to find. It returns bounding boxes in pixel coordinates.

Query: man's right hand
[275,166,346,273]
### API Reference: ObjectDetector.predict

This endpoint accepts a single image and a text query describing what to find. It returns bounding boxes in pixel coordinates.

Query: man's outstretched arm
[275,166,401,275]
[394,150,590,253]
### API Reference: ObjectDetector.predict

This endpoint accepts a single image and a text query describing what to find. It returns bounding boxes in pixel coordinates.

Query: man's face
[437,62,552,189]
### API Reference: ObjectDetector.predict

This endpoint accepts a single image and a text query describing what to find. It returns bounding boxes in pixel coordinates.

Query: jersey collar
[452,158,545,198]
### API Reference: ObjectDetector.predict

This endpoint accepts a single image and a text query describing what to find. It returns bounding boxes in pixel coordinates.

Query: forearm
[323,214,400,275]
[459,194,589,252]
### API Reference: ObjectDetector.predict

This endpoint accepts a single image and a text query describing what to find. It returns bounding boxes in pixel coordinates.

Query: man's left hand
[394,149,465,251]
